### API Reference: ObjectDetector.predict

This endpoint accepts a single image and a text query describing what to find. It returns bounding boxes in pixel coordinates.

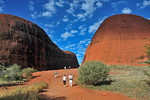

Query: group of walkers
[63,74,73,87]
[53,66,74,87]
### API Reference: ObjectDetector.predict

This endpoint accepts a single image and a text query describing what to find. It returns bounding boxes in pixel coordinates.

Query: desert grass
[0,82,48,100]
[83,65,150,100]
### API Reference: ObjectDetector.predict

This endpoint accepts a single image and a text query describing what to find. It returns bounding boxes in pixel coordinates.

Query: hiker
[63,74,67,87]
[54,72,58,78]
[69,66,71,70]
[68,74,73,87]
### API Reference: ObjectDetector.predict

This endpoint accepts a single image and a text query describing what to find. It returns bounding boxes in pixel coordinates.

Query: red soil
[23,69,135,100]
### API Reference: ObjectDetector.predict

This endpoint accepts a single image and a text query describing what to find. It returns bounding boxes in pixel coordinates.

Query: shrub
[21,68,37,79]
[78,61,110,85]
[1,64,23,81]
[0,64,6,71]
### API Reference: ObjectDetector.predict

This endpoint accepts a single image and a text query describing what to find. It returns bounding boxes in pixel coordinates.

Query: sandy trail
[25,68,135,100]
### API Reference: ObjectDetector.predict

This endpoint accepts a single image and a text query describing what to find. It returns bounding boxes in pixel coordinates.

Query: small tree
[78,61,110,85]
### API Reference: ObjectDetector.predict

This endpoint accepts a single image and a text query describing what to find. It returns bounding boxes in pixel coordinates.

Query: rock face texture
[0,14,79,70]
[83,14,150,66]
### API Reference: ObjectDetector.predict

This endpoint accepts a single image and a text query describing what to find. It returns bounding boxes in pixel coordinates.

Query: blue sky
[0,0,150,64]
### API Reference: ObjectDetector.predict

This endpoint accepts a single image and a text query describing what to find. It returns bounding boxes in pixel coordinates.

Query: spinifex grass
[0,82,48,100]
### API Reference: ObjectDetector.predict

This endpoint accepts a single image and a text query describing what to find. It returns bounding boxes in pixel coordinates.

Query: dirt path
[26,69,135,100]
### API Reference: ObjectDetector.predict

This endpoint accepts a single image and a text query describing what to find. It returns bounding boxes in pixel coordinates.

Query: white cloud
[79,25,87,35]
[80,0,103,19]
[66,0,79,14]
[30,0,67,18]
[31,12,37,19]
[63,16,69,22]
[137,0,150,9]
[65,23,73,30]
[0,0,4,12]
[122,8,132,14]
[96,2,103,7]
[56,0,65,7]
[66,0,108,21]
[61,31,74,40]
[76,13,86,20]
[29,1,34,11]
[48,34,53,38]
[70,30,78,34]
[56,21,60,26]
[111,1,127,8]
[74,0,108,21]
[89,23,99,33]
[65,44,76,49]
[89,16,106,33]
[79,39,90,44]
[41,0,56,17]
[45,24,54,28]
[43,28,49,33]
[61,30,78,40]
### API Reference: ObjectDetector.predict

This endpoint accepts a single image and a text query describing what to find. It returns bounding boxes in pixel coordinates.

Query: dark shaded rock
[0,14,79,70]
[83,14,150,66]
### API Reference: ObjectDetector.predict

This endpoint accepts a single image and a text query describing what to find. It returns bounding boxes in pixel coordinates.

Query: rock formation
[83,14,150,66]
[0,14,79,70]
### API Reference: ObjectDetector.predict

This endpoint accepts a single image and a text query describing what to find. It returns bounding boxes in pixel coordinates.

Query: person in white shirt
[63,75,67,87]
[68,74,73,87]
[54,72,58,78]
[69,66,71,70]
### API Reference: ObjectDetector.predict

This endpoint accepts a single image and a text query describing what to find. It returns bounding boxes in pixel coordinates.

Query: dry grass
[83,65,150,100]
[0,82,48,100]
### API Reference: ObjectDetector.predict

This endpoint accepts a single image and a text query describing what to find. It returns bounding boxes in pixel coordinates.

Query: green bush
[78,61,110,85]
[21,68,37,79]
[0,64,37,82]
[0,64,6,71]
[0,64,23,81]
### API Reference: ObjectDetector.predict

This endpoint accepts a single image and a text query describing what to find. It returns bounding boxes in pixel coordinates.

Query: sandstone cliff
[0,14,79,70]
[83,14,150,66]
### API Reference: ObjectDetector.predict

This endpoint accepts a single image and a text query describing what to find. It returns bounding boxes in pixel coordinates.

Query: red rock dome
[0,14,79,70]
[83,14,150,66]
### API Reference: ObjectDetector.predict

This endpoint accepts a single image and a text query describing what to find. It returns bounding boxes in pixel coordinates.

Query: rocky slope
[83,14,150,66]
[0,14,79,70]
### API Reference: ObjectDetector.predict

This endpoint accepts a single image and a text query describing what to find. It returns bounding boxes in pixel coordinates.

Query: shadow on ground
[94,80,115,86]
[0,83,24,90]
[48,96,67,100]
[41,94,67,100]
[32,75,41,79]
